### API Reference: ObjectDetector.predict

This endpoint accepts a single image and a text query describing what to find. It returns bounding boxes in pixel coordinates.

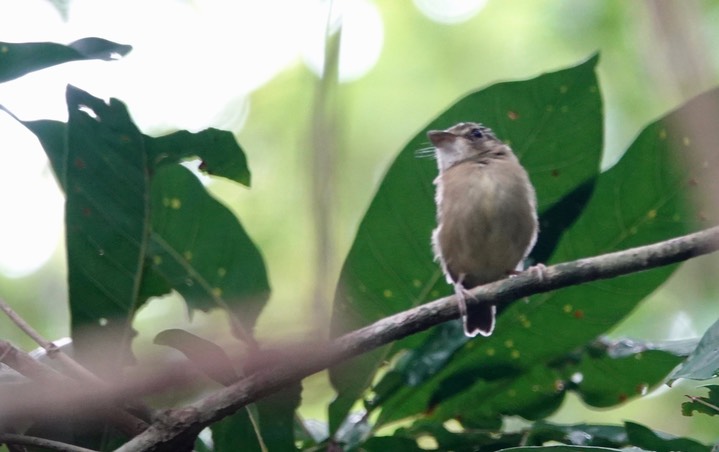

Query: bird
[428,122,538,337]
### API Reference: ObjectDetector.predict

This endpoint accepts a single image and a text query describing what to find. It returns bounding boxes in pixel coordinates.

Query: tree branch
[0,340,149,437]
[0,298,105,384]
[116,226,719,451]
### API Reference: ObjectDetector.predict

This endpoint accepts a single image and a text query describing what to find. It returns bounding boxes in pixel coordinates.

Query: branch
[116,226,719,451]
[0,297,106,383]
[0,298,150,436]
[0,340,148,437]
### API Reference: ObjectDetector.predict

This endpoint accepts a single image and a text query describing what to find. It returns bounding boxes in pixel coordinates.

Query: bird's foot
[526,263,548,282]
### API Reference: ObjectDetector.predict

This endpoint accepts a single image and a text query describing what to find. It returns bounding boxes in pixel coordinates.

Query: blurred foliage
[1,1,719,451]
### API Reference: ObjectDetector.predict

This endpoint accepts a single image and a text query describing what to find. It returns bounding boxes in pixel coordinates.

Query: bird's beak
[427,130,455,146]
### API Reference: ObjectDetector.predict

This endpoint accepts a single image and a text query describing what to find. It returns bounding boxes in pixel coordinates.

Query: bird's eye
[469,128,484,139]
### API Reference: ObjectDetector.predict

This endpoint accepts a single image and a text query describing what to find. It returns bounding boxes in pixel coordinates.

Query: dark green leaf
[388,420,680,451]
[145,128,250,186]
[9,88,265,347]
[624,421,710,452]
[64,85,149,369]
[147,164,269,341]
[0,115,68,187]
[255,383,302,452]
[10,122,252,191]
[0,38,131,83]
[395,420,523,452]
[329,54,603,433]
[360,436,423,451]
[682,385,719,417]
[669,318,719,383]
[526,421,629,447]
[498,447,627,452]
[569,345,685,408]
[212,408,263,452]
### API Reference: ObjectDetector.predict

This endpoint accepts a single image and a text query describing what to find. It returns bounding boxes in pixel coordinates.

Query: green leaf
[360,436,423,451]
[9,87,266,346]
[0,115,68,186]
[682,385,719,417]
[0,38,131,83]
[418,338,686,428]
[9,121,251,189]
[211,382,301,452]
[255,383,302,452]
[395,420,523,451]
[394,420,636,451]
[147,165,269,341]
[63,85,150,369]
[568,340,687,408]
[498,447,627,452]
[669,318,719,383]
[145,128,250,186]
[329,54,603,432]
[212,408,264,452]
[526,422,629,447]
[386,419,706,452]
[373,86,712,428]
[624,421,710,452]
[6,89,266,383]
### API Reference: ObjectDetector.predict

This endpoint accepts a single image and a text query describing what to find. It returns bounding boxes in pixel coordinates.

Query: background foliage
[1,1,719,451]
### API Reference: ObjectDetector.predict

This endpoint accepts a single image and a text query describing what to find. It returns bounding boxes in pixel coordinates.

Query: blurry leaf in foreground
[0,38,131,83]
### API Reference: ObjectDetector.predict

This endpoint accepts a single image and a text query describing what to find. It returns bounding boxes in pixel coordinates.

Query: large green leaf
[372,87,712,428]
[328,55,603,432]
[0,38,131,83]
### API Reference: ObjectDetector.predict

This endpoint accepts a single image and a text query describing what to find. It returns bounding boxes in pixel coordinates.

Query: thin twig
[0,297,100,384]
[0,433,98,452]
[685,394,719,414]
[115,226,719,451]
[0,339,148,437]
[0,299,150,435]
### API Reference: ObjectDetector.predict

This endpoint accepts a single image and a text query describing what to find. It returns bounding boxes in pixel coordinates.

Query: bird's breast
[434,160,537,287]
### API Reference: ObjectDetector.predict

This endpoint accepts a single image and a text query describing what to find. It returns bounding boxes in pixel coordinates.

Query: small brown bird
[428,122,538,337]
